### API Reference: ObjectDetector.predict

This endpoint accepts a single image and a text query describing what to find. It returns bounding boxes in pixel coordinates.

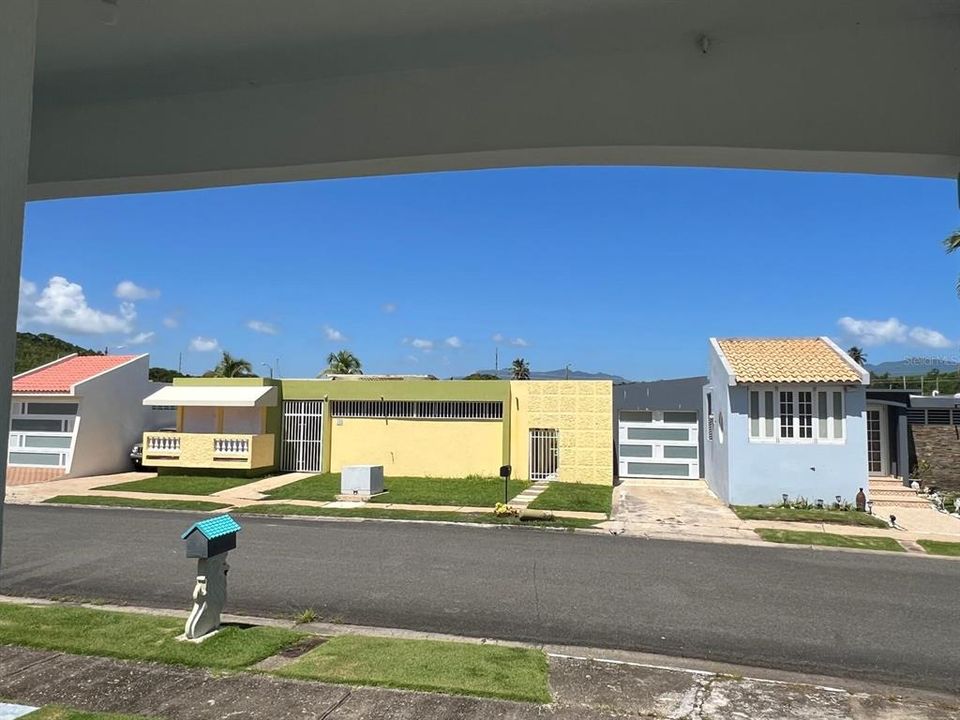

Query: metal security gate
[281,400,324,472]
[529,428,559,481]
[618,410,699,479]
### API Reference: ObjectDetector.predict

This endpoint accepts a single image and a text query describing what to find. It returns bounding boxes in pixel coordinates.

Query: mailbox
[180,514,242,640]
[181,515,241,558]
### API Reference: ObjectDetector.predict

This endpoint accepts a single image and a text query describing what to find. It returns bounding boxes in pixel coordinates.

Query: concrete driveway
[604,479,746,540]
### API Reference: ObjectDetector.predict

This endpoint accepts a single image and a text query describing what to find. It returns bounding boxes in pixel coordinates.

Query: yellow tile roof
[716,338,863,384]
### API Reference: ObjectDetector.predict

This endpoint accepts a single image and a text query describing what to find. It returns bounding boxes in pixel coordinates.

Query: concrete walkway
[598,478,960,550]
[0,639,955,719]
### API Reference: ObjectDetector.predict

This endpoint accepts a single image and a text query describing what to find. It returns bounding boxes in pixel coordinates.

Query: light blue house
[703,338,870,505]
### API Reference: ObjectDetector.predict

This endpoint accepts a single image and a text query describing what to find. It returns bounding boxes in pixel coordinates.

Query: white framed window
[749,386,845,444]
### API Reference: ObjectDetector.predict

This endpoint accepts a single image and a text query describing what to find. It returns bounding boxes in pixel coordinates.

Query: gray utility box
[341,465,385,495]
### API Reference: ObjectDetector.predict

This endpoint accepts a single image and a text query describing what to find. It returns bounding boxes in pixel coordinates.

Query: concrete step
[870,498,933,507]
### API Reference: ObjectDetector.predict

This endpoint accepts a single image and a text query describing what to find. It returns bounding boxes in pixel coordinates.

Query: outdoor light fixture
[835,495,842,505]
[816,498,824,509]
[782,493,789,504]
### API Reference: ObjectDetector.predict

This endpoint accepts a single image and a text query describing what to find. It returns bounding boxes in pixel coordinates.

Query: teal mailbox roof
[181,514,241,540]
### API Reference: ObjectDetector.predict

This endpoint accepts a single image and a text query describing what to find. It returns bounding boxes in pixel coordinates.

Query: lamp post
[260,362,273,379]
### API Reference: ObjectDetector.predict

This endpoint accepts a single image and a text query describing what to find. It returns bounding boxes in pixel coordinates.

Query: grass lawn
[268,474,530,507]
[527,483,612,515]
[754,528,905,552]
[731,505,888,528]
[24,708,153,720]
[233,504,599,529]
[917,539,960,557]
[368,476,530,506]
[0,603,303,669]
[95,475,255,496]
[274,635,551,703]
[43,496,230,512]
[264,474,341,502]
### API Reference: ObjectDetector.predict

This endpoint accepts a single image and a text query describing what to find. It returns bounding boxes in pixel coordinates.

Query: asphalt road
[1,505,957,693]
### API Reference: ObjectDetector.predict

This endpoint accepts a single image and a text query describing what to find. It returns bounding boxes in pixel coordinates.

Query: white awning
[142,385,278,408]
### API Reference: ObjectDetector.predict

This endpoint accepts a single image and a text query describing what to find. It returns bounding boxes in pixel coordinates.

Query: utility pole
[177,352,182,374]
[495,347,499,372]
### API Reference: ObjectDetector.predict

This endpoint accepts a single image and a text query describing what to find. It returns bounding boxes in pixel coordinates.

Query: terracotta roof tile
[12,355,139,393]
[716,338,862,384]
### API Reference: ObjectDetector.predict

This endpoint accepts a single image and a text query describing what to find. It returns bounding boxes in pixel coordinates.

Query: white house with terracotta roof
[703,338,870,505]
[8,354,174,484]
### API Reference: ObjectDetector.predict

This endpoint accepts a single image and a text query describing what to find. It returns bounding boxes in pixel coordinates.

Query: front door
[866,404,888,476]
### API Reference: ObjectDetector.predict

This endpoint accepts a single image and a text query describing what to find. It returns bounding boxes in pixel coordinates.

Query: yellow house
[142,376,613,484]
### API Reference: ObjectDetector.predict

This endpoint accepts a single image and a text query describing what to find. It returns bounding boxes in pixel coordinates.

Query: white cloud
[838,316,953,349]
[247,320,278,335]
[115,280,160,301]
[162,316,179,329]
[444,336,463,348]
[411,338,433,351]
[492,333,504,343]
[382,303,397,314]
[323,325,346,341]
[125,331,155,346]
[908,326,953,349]
[189,336,219,352]
[510,337,529,347]
[18,276,136,335]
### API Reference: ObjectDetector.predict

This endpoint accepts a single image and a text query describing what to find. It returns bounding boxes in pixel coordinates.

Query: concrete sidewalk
[1,642,956,719]
[6,472,607,521]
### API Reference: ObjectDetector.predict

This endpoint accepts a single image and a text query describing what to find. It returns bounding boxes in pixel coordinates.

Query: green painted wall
[173,377,278,387]
[280,379,509,402]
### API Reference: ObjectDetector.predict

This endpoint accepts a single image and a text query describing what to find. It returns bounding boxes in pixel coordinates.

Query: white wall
[222,407,262,434]
[182,407,217,433]
[703,344,733,502]
[68,355,170,478]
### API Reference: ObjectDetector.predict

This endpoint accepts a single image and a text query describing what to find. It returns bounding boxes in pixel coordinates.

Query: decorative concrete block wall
[510,380,613,484]
[910,425,960,493]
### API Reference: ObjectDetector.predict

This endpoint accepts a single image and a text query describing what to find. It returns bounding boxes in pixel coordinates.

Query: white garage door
[618,410,699,479]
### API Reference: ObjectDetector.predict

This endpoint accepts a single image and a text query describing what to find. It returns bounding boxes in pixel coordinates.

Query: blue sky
[18,166,959,380]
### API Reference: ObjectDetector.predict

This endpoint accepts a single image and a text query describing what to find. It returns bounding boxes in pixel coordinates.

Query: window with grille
[750,387,843,443]
[331,400,503,420]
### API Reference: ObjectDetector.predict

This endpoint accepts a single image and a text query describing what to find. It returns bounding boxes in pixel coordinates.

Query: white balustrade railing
[213,437,250,455]
[146,435,181,453]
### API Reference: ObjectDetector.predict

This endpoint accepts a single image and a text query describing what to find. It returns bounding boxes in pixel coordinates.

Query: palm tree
[210,351,254,378]
[945,229,960,297]
[511,357,530,380]
[323,350,362,376]
[847,346,867,367]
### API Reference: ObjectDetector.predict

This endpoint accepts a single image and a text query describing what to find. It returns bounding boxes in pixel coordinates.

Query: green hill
[15,332,102,375]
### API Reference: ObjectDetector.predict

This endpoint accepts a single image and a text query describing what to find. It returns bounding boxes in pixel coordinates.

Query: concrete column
[0,0,39,565]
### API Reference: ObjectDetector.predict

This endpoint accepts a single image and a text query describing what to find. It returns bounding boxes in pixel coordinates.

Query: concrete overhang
[27,0,960,199]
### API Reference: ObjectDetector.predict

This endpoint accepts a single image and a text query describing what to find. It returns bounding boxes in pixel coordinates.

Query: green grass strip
[754,528,904,552]
[917,539,960,557]
[0,604,303,670]
[43,496,230,512]
[366,476,531,507]
[527,483,612,515]
[264,474,341,501]
[274,635,551,703]
[24,707,154,720]
[95,475,255,496]
[731,505,888,528]
[233,504,598,528]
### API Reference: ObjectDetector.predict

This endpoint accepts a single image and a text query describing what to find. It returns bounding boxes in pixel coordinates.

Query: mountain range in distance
[468,368,629,382]
[866,358,959,376]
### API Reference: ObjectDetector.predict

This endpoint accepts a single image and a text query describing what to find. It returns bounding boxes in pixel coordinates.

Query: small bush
[493,502,518,517]
[295,608,318,625]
